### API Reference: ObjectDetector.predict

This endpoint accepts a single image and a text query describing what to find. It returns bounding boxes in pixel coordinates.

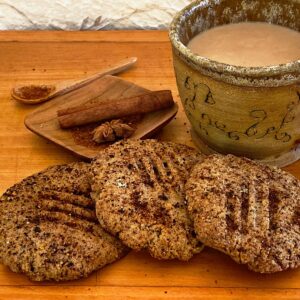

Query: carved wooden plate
[24,75,178,159]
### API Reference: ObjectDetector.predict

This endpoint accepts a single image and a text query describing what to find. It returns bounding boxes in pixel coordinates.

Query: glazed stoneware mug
[169,0,300,166]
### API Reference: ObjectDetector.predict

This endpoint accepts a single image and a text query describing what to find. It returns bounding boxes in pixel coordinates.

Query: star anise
[92,119,135,143]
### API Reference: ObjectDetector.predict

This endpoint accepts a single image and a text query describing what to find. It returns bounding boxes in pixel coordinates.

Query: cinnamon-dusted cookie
[0,162,128,281]
[91,139,204,261]
[186,154,300,273]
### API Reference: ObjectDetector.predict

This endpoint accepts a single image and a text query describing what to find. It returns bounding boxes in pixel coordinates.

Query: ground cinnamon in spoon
[14,85,54,100]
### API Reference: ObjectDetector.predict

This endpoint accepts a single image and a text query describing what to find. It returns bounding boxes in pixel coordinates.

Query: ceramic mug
[169,0,300,166]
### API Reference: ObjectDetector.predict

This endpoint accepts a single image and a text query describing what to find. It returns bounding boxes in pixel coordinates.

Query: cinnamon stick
[57,90,174,129]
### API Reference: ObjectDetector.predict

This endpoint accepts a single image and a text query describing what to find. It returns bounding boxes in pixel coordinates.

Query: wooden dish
[24,75,178,159]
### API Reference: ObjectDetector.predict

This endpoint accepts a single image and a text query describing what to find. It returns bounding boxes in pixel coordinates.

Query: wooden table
[0,31,299,300]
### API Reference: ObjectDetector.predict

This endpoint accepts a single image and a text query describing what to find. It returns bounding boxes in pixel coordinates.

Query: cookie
[91,139,204,260]
[186,154,300,273]
[0,162,128,281]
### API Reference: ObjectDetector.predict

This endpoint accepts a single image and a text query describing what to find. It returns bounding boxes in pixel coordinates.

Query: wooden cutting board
[0,30,299,300]
[24,75,178,159]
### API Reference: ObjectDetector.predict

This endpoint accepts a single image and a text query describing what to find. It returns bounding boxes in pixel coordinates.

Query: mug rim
[169,0,300,87]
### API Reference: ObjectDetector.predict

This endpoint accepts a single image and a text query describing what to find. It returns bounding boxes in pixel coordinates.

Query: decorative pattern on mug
[183,76,300,143]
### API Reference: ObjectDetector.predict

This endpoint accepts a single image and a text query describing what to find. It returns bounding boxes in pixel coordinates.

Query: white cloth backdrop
[0,0,193,30]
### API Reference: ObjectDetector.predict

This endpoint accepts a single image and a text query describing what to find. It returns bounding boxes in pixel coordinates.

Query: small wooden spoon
[11,57,137,104]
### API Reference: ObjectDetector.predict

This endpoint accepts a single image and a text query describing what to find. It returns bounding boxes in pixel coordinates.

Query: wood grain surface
[0,31,299,300]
